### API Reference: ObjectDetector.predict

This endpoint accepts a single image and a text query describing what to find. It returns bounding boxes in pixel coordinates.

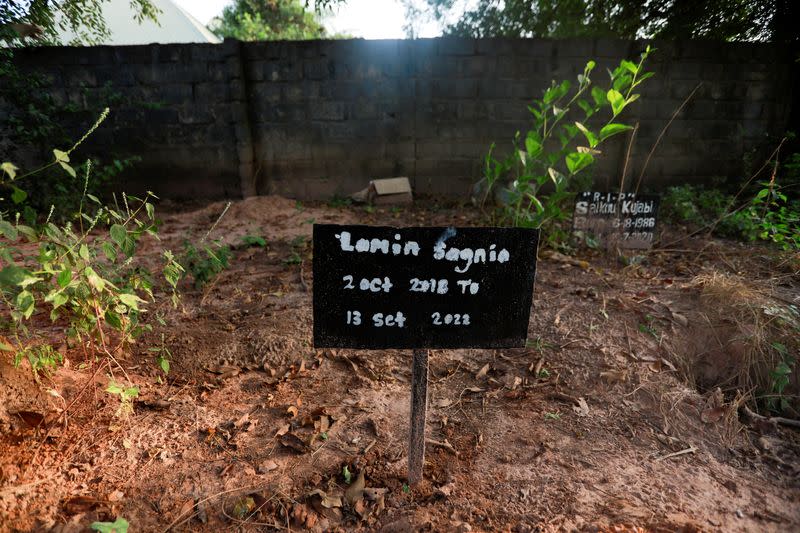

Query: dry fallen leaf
[671,312,688,327]
[233,413,250,429]
[308,489,343,509]
[475,363,490,380]
[435,398,455,408]
[701,407,727,424]
[504,375,522,390]
[258,460,278,473]
[345,470,366,506]
[600,369,628,383]
[279,432,309,453]
[572,397,590,417]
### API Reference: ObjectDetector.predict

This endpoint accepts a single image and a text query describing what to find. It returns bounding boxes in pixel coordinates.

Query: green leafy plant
[662,173,799,251]
[342,465,352,484]
[12,344,62,380]
[637,314,659,339]
[0,109,184,376]
[148,332,171,374]
[241,234,266,247]
[283,235,308,265]
[90,517,129,533]
[479,47,653,247]
[105,379,139,419]
[180,240,232,289]
[766,342,795,413]
[0,52,143,221]
[326,195,352,208]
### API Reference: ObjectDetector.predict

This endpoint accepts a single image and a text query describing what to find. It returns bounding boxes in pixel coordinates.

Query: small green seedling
[637,315,659,339]
[90,517,129,533]
[147,333,171,374]
[342,465,352,484]
[544,412,561,420]
[241,235,266,247]
[106,379,139,419]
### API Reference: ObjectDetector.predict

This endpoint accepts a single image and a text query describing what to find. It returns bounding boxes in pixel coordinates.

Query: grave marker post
[313,224,539,483]
[408,348,429,484]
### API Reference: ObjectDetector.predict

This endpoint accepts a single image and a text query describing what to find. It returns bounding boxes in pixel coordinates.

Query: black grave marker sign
[313,224,538,484]
[313,225,539,349]
[573,192,660,249]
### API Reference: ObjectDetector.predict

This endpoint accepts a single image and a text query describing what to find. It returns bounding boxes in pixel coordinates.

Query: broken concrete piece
[350,177,413,205]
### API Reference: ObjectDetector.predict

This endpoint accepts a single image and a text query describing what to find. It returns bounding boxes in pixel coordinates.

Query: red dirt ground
[1,196,798,532]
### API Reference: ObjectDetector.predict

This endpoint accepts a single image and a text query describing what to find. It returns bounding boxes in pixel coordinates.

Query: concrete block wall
[3,38,794,200]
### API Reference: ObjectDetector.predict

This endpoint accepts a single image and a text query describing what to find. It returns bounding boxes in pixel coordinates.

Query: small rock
[735,509,744,519]
[452,521,472,532]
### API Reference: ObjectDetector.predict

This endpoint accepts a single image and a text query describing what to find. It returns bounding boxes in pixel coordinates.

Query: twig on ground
[654,446,697,462]
[162,484,271,532]
[743,405,800,429]
[299,260,309,292]
[426,438,458,456]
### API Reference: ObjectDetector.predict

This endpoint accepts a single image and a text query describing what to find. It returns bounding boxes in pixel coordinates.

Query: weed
[544,412,561,420]
[662,148,800,251]
[766,342,795,413]
[342,465,352,484]
[13,344,62,380]
[327,195,352,208]
[241,234,266,247]
[147,333,171,375]
[180,240,232,289]
[537,368,551,379]
[637,315,659,339]
[284,235,308,265]
[90,517,129,533]
[105,379,139,419]
[478,48,653,248]
[0,109,184,375]
[0,52,141,221]
[283,251,302,265]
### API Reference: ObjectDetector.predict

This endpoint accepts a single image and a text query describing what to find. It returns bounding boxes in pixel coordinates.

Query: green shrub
[479,47,653,248]
[662,160,799,251]
[0,109,184,377]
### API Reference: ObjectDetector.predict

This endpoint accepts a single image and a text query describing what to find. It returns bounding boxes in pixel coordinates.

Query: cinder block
[309,101,345,121]
[438,38,475,56]
[304,59,333,80]
[62,68,97,87]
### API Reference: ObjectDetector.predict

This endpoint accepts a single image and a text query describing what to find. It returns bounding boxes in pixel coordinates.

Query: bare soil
[1,196,799,533]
